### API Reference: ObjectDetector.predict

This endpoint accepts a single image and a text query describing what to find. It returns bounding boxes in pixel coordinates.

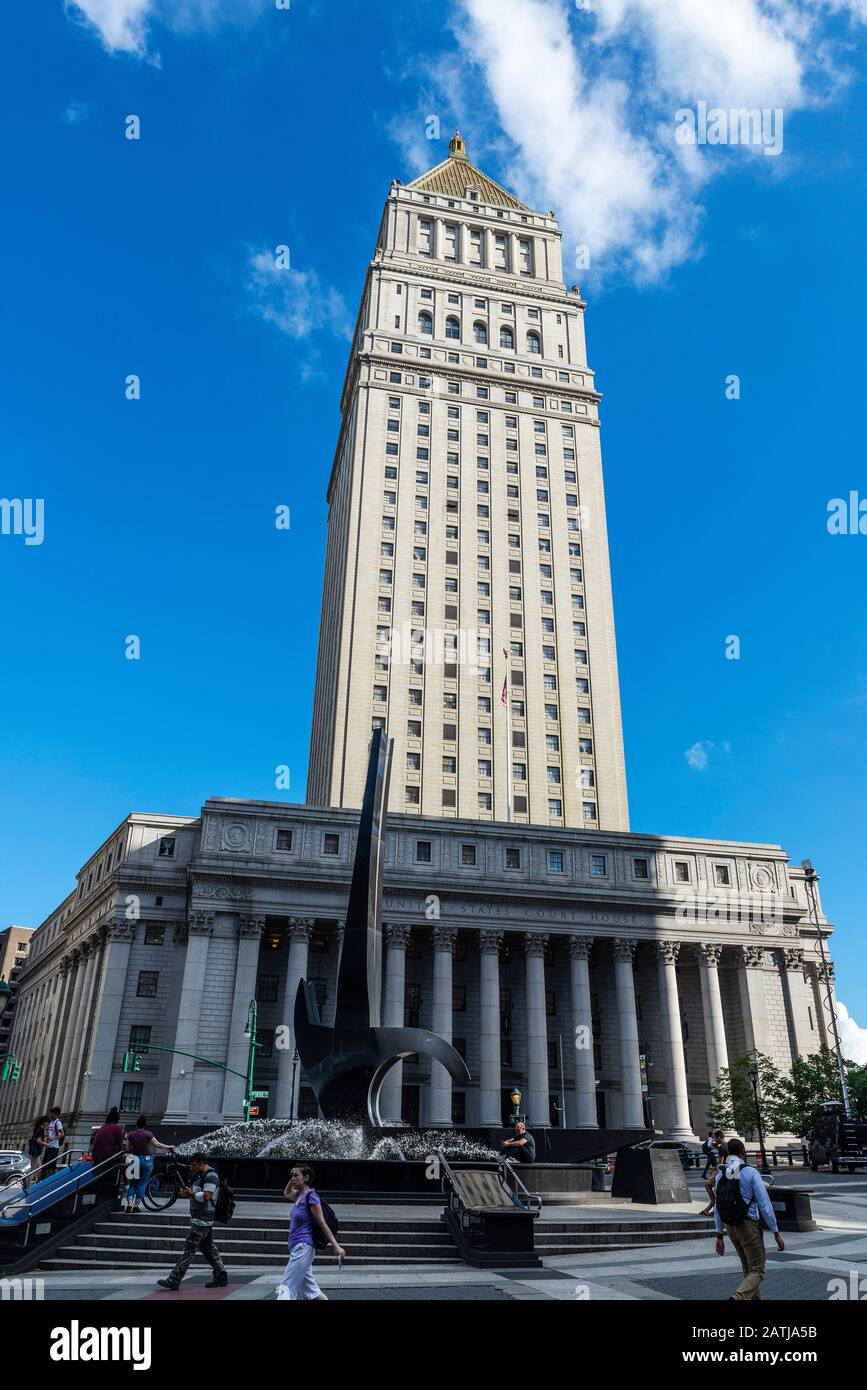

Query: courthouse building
[0,137,840,1149]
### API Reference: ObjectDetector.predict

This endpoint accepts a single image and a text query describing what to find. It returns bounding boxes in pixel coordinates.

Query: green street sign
[251,1090,269,1100]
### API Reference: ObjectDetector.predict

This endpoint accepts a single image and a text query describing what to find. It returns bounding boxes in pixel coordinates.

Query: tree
[707,1051,787,1136]
[774,1053,867,1134]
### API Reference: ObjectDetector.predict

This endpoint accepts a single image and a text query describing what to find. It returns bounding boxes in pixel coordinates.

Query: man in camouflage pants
[157,1153,228,1290]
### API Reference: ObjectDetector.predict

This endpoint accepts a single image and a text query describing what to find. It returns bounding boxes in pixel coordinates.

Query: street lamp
[802,860,852,1118]
[747,1060,772,1175]
[510,1088,522,1124]
[242,1000,261,1124]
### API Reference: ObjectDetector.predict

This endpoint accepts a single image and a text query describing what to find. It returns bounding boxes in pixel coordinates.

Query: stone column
[568,936,598,1128]
[43,956,76,1111]
[67,934,104,1115]
[63,939,101,1112]
[380,924,411,1123]
[697,943,729,1089]
[484,227,495,272]
[221,916,265,1120]
[57,949,88,1112]
[478,930,503,1126]
[736,944,774,1058]
[77,922,136,1120]
[429,925,458,1125]
[655,942,693,1138]
[613,938,645,1128]
[433,217,443,261]
[509,232,520,275]
[273,918,314,1118]
[162,912,214,1121]
[524,934,550,1127]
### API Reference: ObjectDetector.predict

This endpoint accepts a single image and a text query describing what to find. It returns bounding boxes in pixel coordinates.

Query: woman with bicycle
[123,1116,174,1213]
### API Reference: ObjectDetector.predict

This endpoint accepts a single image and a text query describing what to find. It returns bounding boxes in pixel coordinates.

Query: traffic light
[122,1051,142,1073]
[1,1055,21,1083]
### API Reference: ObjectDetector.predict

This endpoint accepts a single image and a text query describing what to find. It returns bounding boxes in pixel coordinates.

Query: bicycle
[140,1152,189,1211]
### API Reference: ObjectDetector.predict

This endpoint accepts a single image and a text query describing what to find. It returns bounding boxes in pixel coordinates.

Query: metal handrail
[437,1150,542,1215]
[0,1151,122,1221]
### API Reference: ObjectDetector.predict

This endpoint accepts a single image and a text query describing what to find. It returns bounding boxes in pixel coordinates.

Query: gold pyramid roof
[406,131,530,212]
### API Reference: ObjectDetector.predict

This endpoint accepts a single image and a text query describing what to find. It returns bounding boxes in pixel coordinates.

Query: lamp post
[510,1088,522,1125]
[242,999,261,1124]
[747,1060,771,1175]
[802,860,852,1119]
[290,1049,300,1122]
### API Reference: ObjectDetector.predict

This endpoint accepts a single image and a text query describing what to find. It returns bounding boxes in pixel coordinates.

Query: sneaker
[156,1279,180,1292]
[205,1275,229,1288]
[119,1199,128,1212]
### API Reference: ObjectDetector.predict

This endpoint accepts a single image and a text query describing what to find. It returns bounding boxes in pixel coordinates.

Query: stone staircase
[534,1215,714,1257]
[40,1204,715,1272]
[39,1209,462,1272]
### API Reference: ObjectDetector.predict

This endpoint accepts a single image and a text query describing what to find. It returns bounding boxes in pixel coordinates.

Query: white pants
[277,1242,322,1301]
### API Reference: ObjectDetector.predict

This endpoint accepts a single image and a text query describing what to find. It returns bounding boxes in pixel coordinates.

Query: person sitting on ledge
[500,1120,536,1164]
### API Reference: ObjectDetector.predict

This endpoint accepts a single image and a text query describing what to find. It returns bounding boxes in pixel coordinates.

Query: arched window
[445,316,461,340]
[527,331,541,354]
[473,321,488,346]
[500,326,514,350]
[418,311,433,336]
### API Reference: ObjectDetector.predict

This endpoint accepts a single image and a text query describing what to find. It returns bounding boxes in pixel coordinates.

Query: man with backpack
[276,1163,345,1301]
[713,1138,785,1299]
[157,1153,229,1291]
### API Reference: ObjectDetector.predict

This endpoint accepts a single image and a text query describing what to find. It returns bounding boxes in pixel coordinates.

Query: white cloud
[63,100,95,124]
[65,0,267,58]
[444,0,867,280]
[245,251,352,346]
[684,740,714,771]
[838,1001,867,1065]
[65,1,154,56]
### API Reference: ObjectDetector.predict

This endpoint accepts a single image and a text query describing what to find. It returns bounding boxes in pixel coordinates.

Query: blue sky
[1,1,866,1047]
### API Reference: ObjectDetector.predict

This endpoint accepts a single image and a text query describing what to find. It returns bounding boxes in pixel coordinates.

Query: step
[41,1250,461,1270]
[107,1214,447,1234]
[95,1222,454,1245]
[71,1234,454,1257]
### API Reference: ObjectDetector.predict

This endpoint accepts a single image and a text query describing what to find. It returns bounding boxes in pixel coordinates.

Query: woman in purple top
[276,1164,345,1301]
[122,1115,174,1213]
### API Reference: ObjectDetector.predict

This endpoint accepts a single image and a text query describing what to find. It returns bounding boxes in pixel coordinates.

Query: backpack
[715,1168,751,1226]
[306,1191,339,1251]
[701,1138,712,1155]
[213,1175,236,1226]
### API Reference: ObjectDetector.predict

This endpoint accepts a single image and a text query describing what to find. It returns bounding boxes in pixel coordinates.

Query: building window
[418,311,433,336]
[323,833,340,856]
[473,321,488,345]
[548,850,564,873]
[445,316,460,340]
[714,864,731,887]
[461,844,477,866]
[633,857,649,880]
[442,788,457,808]
[452,984,466,1012]
[136,971,158,999]
[674,860,690,883]
[158,837,175,858]
[416,840,432,864]
[258,974,279,1003]
[275,828,293,851]
[405,982,422,1028]
[582,801,596,820]
[548,799,563,817]
[590,854,607,877]
[144,923,165,946]
[405,786,420,805]
[119,1082,143,1114]
[527,331,541,354]
[505,847,521,870]
[128,1024,151,1050]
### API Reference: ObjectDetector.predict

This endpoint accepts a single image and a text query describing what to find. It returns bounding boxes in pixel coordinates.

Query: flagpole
[502,647,513,824]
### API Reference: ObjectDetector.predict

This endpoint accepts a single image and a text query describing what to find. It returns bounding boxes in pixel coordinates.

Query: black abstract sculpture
[295,727,470,1125]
